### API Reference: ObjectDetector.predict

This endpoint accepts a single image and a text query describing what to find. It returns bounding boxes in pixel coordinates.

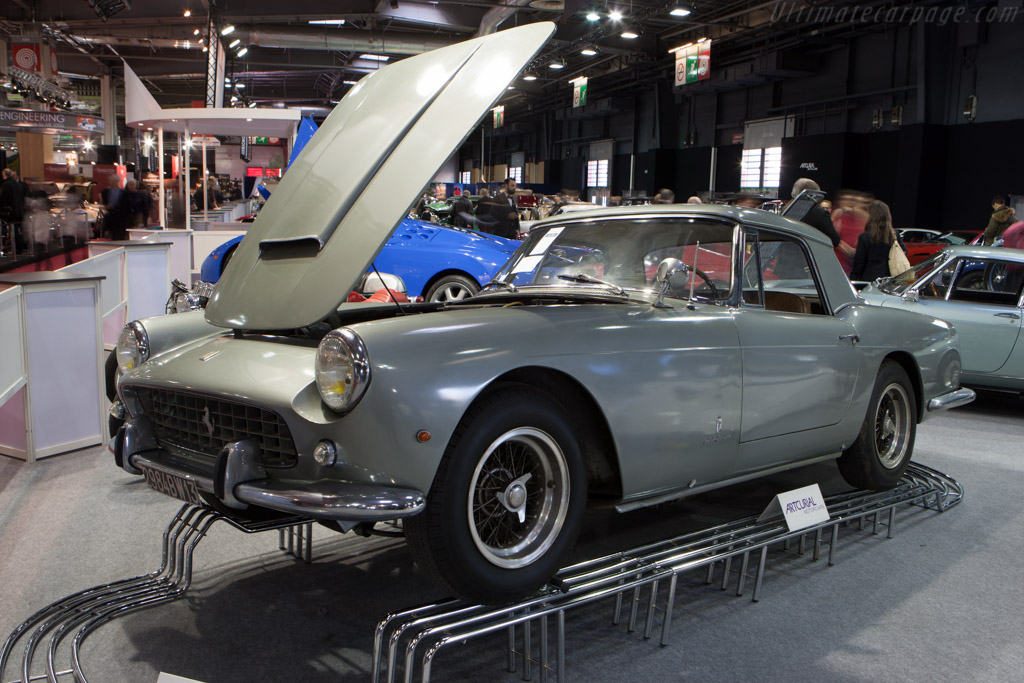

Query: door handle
[994,312,1021,320]
[839,333,860,344]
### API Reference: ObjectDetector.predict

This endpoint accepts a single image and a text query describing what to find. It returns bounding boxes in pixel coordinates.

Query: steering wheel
[691,267,720,298]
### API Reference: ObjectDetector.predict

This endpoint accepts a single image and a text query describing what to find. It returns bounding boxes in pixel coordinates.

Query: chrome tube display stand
[0,505,316,683]
[1,463,961,683]
[373,463,963,683]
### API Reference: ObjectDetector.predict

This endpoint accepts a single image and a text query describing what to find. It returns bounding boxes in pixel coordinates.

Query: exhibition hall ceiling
[0,0,970,115]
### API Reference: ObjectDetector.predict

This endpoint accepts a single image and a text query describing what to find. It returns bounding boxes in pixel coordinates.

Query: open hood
[205,23,554,331]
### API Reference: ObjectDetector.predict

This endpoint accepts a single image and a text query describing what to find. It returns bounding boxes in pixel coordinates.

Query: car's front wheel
[405,386,586,604]
[425,274,479,302]
[838,360,916,490]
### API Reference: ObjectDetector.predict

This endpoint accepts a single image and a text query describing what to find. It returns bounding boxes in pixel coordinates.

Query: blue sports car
[200,218,518,302]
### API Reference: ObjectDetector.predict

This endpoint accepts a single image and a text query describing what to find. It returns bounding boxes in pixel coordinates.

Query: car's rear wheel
[405,385,586,604]
[838,360,916,490]
[425,274,478,302]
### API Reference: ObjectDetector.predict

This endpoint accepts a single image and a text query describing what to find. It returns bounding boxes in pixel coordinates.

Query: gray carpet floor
[1,389,1022,683]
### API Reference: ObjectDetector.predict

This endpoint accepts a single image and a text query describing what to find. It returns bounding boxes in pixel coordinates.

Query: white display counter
[0,272,105,462]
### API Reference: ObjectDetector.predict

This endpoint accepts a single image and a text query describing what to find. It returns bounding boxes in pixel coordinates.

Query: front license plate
[141,465,204,507]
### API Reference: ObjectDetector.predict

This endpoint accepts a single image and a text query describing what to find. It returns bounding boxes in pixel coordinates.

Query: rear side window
[742,229,829,315]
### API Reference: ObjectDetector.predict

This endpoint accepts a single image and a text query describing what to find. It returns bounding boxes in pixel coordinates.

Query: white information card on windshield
[757,483,829,532]
[529,227,564,255]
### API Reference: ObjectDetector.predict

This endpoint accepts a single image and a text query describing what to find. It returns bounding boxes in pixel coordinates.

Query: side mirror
[902,289,919,303]
[653,257,689,308]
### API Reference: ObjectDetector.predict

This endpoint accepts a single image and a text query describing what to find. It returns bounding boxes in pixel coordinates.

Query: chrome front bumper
[927,387,976,412]
[115,418,425,523]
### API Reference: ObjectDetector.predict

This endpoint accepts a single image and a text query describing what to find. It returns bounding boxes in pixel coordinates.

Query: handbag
[888,239,911,276]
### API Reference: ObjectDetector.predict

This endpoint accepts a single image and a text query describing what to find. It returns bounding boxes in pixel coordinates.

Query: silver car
[859,245,1024,390]
[112,23,973,604]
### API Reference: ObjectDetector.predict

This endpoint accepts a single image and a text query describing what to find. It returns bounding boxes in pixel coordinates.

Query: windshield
[878,251,952,294]
[490,217,737,302]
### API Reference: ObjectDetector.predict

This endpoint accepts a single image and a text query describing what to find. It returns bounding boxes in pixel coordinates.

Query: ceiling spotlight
[193,28,200,35]
[237,47,248,57]
[224,77,232,84]
[670,7,692,17]
[549,60,565,69]
[235,83,245,89]
[221,25,235,35]
[198,38,204,44]
[621,27,639,39]
[609,10,623,21]
[586,11,601,20]
[308,19,346,25]
[202,46,208,52]
[229,39,240,48]
[580,45,598,56]
[522,72,538,81]
[183,9,191,17]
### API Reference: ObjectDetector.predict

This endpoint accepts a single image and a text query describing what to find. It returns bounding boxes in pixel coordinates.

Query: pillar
[14,133,53,179]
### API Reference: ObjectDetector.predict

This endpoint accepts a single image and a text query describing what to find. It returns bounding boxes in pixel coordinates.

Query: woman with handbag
[850,200,909,281]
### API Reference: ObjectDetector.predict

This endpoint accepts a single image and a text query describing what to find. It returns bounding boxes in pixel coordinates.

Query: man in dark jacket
[489,177,520,239]
[983,196,1016,245]
[790,178,841,248]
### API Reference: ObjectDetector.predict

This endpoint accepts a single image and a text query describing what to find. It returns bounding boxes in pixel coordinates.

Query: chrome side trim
[927,387,976,412]
[616,452,841,513]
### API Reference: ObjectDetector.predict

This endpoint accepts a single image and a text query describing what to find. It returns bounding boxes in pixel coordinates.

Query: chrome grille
[133,387,297,468]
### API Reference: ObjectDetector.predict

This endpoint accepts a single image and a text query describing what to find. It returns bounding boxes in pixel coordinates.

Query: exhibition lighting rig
[6,65,77,109]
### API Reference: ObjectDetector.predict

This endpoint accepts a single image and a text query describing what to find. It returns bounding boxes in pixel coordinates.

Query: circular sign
[14,46,39,70]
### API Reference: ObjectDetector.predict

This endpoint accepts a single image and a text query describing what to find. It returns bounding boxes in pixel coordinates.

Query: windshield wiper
[481,280,518,293]
[558,273,626,296]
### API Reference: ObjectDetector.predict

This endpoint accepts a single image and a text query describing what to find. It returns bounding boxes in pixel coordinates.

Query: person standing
[983,196,1016,245]
[831,190,870,275]
[0,170,28,250]
[1000,221,1024,250]
[789,178,841,248]
[490,177,520,239]
[850,200,906,281]
[101,179,130,241]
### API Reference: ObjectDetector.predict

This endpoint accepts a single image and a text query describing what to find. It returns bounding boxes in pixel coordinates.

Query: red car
[900,229,983,265]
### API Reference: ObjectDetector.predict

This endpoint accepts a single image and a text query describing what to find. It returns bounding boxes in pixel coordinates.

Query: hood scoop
[205,23,555,331]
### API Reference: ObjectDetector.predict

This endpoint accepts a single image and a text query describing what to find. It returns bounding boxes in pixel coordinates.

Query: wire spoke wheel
[873,383,911,469]
[467,427,569,569]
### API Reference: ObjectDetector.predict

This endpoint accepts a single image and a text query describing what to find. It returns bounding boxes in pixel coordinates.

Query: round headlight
[115,321,150,372]
[315,328,371,413]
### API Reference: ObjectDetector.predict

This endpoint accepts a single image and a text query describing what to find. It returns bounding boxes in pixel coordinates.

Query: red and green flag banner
[492,105,505,128]
[673,39,711,86]
[572,77,588,108]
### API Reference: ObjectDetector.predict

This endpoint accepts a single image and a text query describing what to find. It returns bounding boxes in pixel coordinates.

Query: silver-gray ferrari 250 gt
[112,23,974,604]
